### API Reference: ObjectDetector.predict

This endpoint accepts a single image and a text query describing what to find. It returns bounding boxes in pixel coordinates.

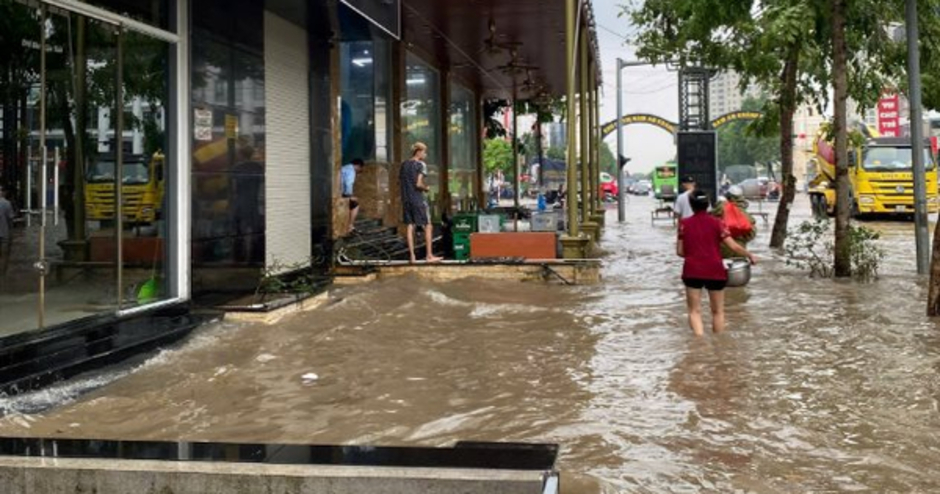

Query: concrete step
[0,438,560,494]
[0,304,212,396]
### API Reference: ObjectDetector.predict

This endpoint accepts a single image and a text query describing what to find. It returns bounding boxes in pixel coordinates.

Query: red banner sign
[878,93,900,137]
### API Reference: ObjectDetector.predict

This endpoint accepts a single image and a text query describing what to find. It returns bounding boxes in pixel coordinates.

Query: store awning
[401,0,601,99]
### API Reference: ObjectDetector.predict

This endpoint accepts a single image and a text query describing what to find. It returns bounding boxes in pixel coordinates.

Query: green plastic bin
[453,214,478,233]
[453,232,471,260]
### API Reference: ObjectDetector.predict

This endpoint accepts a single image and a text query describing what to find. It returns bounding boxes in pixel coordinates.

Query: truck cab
[808,135,938,219]
[853,138,938,215]
[85,152,165,224]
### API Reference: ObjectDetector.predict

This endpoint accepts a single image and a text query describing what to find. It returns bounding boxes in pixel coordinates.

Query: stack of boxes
[452,213,507,260]
[477,214,503,233]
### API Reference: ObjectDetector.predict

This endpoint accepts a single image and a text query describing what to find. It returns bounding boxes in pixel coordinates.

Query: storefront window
[191,0,266,284]
[340,37,392,164]
[85,0,172,31]
[449,84,477,211]
[0,0,175,336]
[403,53,441,214]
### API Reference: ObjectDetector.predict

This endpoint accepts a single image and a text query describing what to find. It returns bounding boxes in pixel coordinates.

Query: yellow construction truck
[808,130,938,219]
[85,152,165,224]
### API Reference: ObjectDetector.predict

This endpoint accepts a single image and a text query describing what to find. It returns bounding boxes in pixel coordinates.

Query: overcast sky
[593,0,677,174]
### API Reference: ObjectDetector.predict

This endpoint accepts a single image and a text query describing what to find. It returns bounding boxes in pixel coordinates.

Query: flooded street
[3,195,940,492]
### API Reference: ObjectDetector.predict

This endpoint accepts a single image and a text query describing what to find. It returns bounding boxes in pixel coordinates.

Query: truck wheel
[810,195,827,219]
[850,201,867,221]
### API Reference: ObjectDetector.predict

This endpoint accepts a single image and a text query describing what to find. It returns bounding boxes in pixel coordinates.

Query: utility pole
[906,0,930,275]
[616,58,675,223]
[616,58,625,223]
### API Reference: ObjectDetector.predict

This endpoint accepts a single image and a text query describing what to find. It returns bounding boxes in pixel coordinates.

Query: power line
[623,81,679,95]
[621,73,676,93]
[596,22,640,42]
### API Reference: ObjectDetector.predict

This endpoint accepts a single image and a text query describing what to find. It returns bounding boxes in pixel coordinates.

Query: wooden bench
[651,206,676,226]
[743,197,772,224]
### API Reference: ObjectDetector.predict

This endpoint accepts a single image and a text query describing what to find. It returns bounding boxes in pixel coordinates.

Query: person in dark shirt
[677,190,756,336]
[399,142,441,263]
[0,186,14,276]
[232,145,264,263]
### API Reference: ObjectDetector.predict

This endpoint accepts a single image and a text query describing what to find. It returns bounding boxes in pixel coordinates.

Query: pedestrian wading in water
[677,190,757,336]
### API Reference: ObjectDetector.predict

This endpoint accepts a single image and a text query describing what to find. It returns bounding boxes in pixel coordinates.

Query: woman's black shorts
[682,278,727,291]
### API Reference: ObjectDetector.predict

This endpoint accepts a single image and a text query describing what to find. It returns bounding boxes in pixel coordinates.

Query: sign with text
[340,0,400,39]
[878,93,900,137]
[677,131,718,201]
[600,113,677,138]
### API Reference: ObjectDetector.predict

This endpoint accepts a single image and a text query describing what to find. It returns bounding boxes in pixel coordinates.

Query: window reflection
[449,84,477,211]
[0,0,175,335]
[191,25,265,275]
[403,53,441,216]
[340,38,392,163]
[85,0,171,31]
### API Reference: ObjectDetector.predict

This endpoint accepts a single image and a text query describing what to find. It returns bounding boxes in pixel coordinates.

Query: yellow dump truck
[808,133,938,219]
[85,152,165,224]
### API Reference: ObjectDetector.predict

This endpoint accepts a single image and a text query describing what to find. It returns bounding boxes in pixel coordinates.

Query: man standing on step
[341,158,364,236]
[399,142,441,263]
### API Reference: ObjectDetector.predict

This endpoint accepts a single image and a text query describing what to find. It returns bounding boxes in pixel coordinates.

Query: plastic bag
[723,202,753,238]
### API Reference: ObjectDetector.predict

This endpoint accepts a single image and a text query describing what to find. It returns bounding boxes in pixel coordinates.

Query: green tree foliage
[717,97,779,170]
[628,0,937,272]
[483,97,565,140]
[546,146,566,161]
[483,138,514,175]
[483,99,510,139]
[599,141,616,175]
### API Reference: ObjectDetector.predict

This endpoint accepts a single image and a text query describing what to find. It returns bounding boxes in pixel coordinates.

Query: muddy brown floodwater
[3,195,940,492]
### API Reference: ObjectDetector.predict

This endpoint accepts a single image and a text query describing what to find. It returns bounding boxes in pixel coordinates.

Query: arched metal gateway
[600,111,764,139]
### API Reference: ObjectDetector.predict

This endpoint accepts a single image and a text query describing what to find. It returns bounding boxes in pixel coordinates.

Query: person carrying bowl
[677,190,757,336]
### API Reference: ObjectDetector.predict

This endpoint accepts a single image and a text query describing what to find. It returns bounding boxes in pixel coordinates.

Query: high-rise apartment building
[708,72,763,119]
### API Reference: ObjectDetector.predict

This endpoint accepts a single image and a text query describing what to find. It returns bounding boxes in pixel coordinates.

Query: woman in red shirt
[677,190,757,336]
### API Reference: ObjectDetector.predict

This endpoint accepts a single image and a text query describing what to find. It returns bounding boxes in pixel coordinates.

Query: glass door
[40,4,121,330]
[0,0,174,335]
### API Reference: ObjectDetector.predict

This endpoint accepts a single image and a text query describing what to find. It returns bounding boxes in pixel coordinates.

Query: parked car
[737,178,769,199]
[633,180,652,196]
[599,172,618,201]
[623,177,638,194]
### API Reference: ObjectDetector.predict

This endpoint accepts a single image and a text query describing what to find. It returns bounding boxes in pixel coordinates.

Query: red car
[599,172,618,201]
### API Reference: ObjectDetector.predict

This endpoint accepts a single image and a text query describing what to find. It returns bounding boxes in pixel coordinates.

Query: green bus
[652,161,678,200]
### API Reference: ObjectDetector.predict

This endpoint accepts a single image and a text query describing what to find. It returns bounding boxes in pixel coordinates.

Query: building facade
[0,0,599,355]
[708,71,762,119]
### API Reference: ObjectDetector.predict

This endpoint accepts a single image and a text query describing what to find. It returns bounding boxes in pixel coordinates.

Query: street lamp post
[906,0,929,275]
[616,58,625,223]
[616,58,665,223]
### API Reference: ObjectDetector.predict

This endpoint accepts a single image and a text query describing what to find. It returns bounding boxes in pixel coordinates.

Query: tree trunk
[61,95,78,240]
[831,0,852,277]
[71,17,87,244]
[769,46,800,249]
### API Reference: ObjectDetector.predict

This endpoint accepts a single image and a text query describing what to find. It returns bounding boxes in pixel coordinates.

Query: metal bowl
[725,258,751,287]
